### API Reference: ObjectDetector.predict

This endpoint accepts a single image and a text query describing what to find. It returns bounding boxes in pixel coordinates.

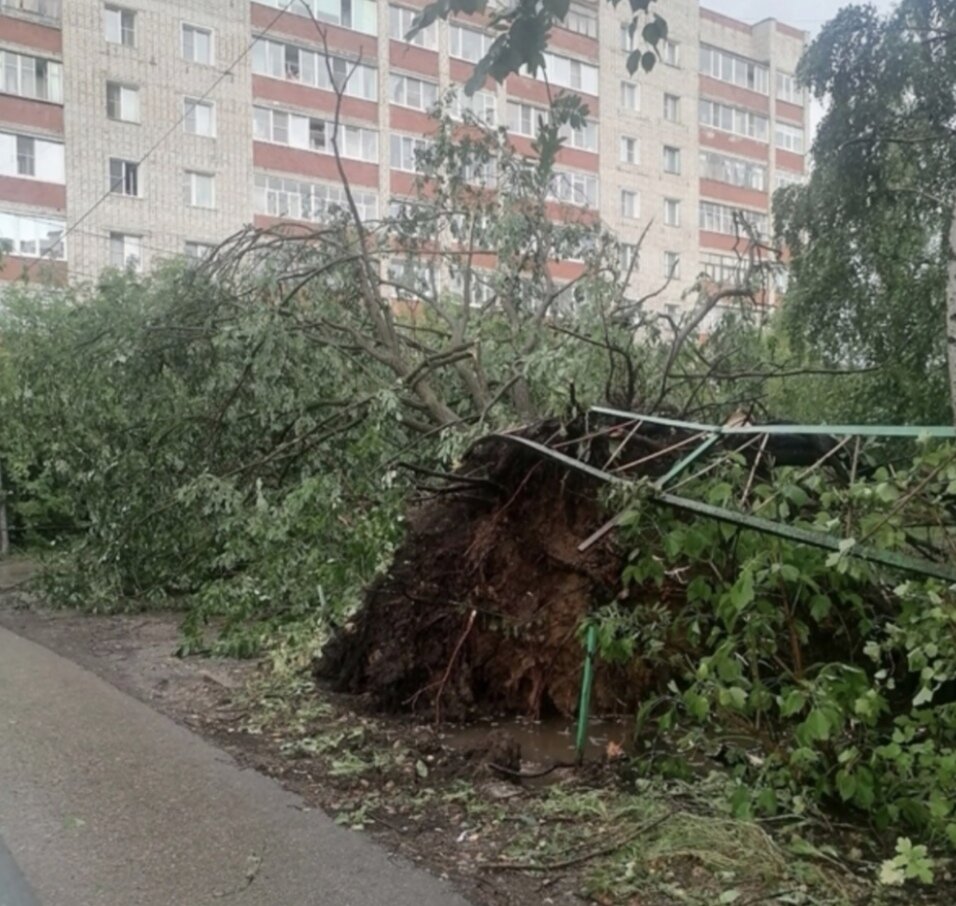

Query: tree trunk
[947,205,956,425]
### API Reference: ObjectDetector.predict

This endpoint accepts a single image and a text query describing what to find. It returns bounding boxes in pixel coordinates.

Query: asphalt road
[0,625,470,906]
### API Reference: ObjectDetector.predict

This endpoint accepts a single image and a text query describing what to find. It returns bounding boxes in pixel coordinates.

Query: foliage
[775,1,956,423]
[599,440,956,856]
[412,0,667,94]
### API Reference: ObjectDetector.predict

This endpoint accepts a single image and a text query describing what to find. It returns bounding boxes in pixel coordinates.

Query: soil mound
[317,420,669,721]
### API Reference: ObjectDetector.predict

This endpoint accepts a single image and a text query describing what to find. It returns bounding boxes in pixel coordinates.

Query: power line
[24,0,298,275]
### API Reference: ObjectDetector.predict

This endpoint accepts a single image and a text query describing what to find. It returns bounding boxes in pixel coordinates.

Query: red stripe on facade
[0,255,66,283]
[544,201,599,225]
[0,94,63,134]
[449,58,496,92]
[699,178,767,211]
[775,149,805,172]
[549,260,586,281]
[699,231,754,252]
[389,41,440,77]
[775,99,805,124]
[699,128,769,160]
[390,170,416,195]
[698,75,770,113]
[0,174,65,210]
[253,141,378,186]
[0,13,62,55]
[250,3,377,58]
[389,105,439,135]
[507,135,599,172]
[252,75,378,123]
[505,74,600,118]
[547,28,598,61]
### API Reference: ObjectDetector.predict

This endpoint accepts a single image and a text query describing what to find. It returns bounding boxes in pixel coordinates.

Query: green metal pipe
[576,623,598,764]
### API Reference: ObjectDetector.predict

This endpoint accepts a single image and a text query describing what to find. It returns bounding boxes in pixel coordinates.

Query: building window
[619,135,638,164]
[109,231,140,270]
[390,134,433,172]
[184,170,215,208]
[620,189,639,219]
[548,169,598,208]
[103,5,135,46]
[389,73,439,112]
[564,7,597,38]
[452,88,497,126]
[620,24,638,52]
[664,198,681,226]
[663,145,681,174]
[531,52,598,94]
[0,131,64,182]
[699,150,766,191]
[776,71,802,105]
[184,240,215,260]
[184,98,215,137]
[0,210,65,259]
[182,24,213,65]
[255,172,378,222]
[388,5,437,48]
[774,123,805,154]
[619,243,638,273]
[560,119,598,152]
[699,100,769,141]
[664,251,680,278]
[0,50,63,103]
[253,107,378,161]
[449,24,492,62]
[661,39,680,66]
[620,81,639,111]
[699,200,769,237]
[109,157,139,196]
[702,251,747,285]
[774,170,805,190]
[106,81,139,122]
[699,45,769,94]
[663,93,680,123]
[507,100,542,137]
[251,38,378,101]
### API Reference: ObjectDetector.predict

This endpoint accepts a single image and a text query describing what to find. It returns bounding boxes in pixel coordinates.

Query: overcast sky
[702,0,898,32]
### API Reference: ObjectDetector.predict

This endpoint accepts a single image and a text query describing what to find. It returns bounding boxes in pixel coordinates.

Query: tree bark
[947,205,956,425]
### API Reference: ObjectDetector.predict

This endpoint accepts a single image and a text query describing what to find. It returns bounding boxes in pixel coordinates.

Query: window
[184,98,215,137]
[564,7,597,37]
[699,150,766,190]
[251,38,378,101]
[560,119,598,151]
[699,45,769,94]
[663,145,681,174]
[0,0,62,18]
[532,52,598,94]
[388,257,432,296]
[109,231,140,270]
[774,170,804,191]
[774,123,805,154]
[699,200,769,237]
[662,39,680,66]
[507,100,542,137]
[620,24,637,52]
[390,134,433,172]
[388,5,437,48]
[0,131,64,182]
[184,170,214,208]
[389,73,439,112]
[548,169,597,207]
[776,71,802,105]
[620,136,638,164]
[620,189,639,219]
[109,157,139,196]
[449,25,492,62]
[453,89,497,126]
[0,51,63,103]
[257,0,377,34]
[664,251,680,278]
[699,100,769,140]
[702,252,747,285]
[620,81,639,111]
[106,81,139,122]
[253,107,378,161]
[255,172,378,222]
[184,240,215,260]
[103,5,135,46]
[0,210,65,259]
[619,243,638,273]
[182,24,213,65]
[664,198,681,226]
[663,93,680,123]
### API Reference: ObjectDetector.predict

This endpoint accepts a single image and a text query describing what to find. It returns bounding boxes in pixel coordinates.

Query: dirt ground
[1,559,951,906]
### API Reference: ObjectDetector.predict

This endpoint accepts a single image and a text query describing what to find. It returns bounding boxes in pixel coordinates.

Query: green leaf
[780,688,807,717]
[835,769,856,801]
[640,50,657,72]
[801,708,831,743]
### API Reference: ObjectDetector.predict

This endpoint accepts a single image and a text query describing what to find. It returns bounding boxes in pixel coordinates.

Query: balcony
[1,0,60,23]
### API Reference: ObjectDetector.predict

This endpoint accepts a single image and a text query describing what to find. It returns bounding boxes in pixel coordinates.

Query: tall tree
[776,2,956,424]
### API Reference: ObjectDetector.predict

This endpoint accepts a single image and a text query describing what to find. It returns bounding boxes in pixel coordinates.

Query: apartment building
[0,0,808,309]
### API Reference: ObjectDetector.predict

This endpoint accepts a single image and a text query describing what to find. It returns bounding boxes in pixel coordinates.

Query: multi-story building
[0,0,808,310]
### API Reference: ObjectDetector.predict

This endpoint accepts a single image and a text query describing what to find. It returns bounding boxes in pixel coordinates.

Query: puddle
[442,715,633,766]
